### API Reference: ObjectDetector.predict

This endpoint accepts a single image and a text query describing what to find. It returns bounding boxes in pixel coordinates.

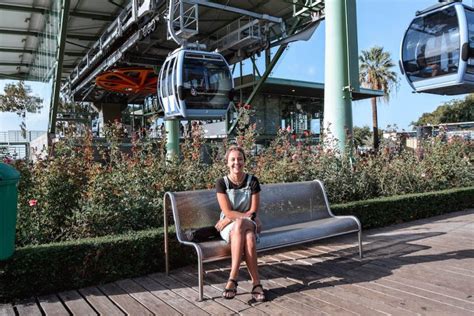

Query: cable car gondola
[158,48,234,119]
[400,0,474,95]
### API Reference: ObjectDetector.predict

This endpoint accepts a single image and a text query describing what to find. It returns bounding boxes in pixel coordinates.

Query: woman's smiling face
[227,150,245,175]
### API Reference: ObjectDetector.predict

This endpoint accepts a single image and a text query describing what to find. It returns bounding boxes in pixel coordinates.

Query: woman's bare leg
[243,229,265,301]
[243,230,259,284]
[224,219,253,296]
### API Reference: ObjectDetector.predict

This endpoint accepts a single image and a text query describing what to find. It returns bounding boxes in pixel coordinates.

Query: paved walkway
[1,210,473,315]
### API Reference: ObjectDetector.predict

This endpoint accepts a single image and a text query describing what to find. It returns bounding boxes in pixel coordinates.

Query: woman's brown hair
[225,145,246,162]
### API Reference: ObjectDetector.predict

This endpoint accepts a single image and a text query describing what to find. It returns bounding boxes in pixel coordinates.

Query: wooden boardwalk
[1,210,473,315]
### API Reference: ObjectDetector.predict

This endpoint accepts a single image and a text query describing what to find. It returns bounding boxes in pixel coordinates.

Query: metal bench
[163,180,362,301]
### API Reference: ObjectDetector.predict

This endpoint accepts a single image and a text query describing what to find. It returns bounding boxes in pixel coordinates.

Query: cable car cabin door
[401,2,474,95]
[159,56,185,117]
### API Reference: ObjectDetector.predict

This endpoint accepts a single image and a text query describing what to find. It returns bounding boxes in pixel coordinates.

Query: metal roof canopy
[61,0,323,104]
[236,75,384,101]
[0,0,126,81]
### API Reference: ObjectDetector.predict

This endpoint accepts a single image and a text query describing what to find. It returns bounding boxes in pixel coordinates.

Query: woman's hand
[215,217,232,232]
[254,216,262,233]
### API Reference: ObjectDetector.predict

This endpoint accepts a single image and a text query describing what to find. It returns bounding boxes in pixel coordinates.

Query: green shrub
[10,118,474,246]
[0,228,192,303]
[332,186,474,228]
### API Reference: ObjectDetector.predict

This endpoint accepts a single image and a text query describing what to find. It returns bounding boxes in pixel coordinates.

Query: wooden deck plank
[134,275,209,316]
[171,269,260,313]
[37,294,70,316]
[0,304,15,316]
[115,279,181,316]
[258,264,368,316]
[375,256,474,294]
[57,290,97,316]
[259,257,408,316]
[304,243,469,313]
[161,270,254,314]
[308,240,474,305]
[202,264,299,316]
[78,286,125,316]
[251,266,359,316]
[98,282,152,315]
[284,250,442,315]
[14,298,42,316]
[339,264,473,315]
[277,257,417,316]
[204,262,316,313]
[366,260,474,303]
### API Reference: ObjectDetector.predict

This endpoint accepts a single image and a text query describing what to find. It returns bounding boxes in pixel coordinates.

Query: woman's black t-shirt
[215,174,261,194]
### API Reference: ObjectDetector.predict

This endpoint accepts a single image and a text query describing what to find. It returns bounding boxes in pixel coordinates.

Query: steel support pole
[165,119,180,160]
[48,0,70,135]
[323,0,357,153]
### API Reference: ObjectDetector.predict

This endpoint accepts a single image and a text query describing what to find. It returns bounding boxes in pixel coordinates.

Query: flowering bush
[12,117,474,246]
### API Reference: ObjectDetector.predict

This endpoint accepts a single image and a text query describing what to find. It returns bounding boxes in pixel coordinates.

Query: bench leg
[197,253,204,301]
[358,230,363,259]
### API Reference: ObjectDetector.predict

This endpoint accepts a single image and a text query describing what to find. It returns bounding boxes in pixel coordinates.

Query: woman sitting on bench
[214,145,265,302]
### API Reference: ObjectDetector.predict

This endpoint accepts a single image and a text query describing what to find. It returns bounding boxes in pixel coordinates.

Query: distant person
[417,51,439,78]
[160,123,166,138]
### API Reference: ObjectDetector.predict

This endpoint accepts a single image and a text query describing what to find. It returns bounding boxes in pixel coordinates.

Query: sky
[0,0,472,132]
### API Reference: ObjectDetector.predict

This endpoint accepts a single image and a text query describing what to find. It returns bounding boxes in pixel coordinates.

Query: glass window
[465,9,474,74]
[160,61,168,98]
[167,58,174,97]
[402,6,460,82]
[182,55,232,110]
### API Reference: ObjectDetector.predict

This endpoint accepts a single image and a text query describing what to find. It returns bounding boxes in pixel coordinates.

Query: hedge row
[1,186,473,302]
[0,229,193,303]
[332,186,474,228]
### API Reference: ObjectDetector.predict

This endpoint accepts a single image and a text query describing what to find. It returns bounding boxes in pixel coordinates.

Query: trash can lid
[0,162,20,182]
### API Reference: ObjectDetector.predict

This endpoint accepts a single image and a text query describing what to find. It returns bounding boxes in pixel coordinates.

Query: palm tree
[359,46,398,150]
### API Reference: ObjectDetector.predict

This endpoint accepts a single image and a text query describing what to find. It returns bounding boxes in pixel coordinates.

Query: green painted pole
[165,119,180,160]
[323,0,357,153]
[48,0,70,135]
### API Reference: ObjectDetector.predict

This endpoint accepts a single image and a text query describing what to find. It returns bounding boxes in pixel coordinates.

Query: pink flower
[2,157,13,164]
[29,199,38,207]
[286,126,292,132]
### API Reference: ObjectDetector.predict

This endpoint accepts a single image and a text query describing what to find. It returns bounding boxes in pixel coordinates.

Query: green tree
[412,94,474,126]
[359,46,398,150]
[0,81,43,136]
[352,126,372,148]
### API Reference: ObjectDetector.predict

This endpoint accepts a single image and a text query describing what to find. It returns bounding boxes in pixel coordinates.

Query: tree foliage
[0,81,42,114]
[412,94,474,126]
[0,81,43,135]
[352,126,372,148]
[359,46,398,150]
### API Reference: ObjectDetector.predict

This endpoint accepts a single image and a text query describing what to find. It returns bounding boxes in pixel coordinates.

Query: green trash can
[0,162,20,260]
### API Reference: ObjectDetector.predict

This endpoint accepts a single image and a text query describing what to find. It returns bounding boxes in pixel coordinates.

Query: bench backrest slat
[166,180,332,241]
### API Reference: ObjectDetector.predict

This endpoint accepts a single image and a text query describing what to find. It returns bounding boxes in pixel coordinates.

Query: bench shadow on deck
[2,210,473,315]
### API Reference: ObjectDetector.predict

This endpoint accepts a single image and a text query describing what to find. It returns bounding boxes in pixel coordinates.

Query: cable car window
[161,61,169,98]
[402,6,460,82]
[167,58,174,97]
[182,56,232,110]
[465,9,474,74]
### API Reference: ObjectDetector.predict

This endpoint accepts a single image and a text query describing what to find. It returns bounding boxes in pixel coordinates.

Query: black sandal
[251,284,266,302]
[222,279,238,299]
